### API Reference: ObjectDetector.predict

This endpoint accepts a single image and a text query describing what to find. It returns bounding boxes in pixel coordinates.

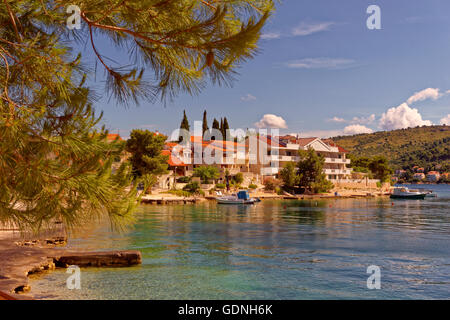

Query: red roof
[106,134,123,142]
[322,139,349,153]
[162,150,187,167]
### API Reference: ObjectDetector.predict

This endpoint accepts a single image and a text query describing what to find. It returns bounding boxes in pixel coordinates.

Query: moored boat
[390,187,427,199]
[217,190,260,204]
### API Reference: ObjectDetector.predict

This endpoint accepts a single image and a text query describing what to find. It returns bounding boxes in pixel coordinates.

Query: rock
[14,285,31,294]
[53,250,142,267]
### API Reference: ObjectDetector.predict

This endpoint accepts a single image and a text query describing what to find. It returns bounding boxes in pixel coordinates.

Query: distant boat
[217,190,260,205]
[390,187,427,199]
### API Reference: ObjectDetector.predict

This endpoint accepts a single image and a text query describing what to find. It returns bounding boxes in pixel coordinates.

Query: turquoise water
[29,184,450,299]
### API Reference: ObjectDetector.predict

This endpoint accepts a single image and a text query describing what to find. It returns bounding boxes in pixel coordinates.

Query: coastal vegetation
[0,0,273,230]
[348,155,393,182]
[193,166,220,184]
[125,130,169,193]
[279,148,334,193]
[333,125,450,172]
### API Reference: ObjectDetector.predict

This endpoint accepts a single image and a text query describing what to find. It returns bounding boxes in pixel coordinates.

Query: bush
[215,183,226,189]
[193,166,220,184]
[176,176,191,183]
[264,178,282,191]
[232,172,244,184]
[165,190,192,197]
[248,184,258,190]
[183,181,201,194]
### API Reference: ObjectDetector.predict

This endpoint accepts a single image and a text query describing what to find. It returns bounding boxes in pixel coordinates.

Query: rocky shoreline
[0,231,141,300]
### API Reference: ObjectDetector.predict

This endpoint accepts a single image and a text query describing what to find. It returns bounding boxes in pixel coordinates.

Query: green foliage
[232,172,244,184]
[141,174,158,194]
[126,130,169,177]
[263,177,282,191]
[176,176,191,183]
[0,0,273,231]
[368,156,393,182]
[248,184,258,190]
[180,110,190,132]
[334,126,450,172]
[193,166,220,183]
[280,162,299,189]
[222,117,230,138]
[183,181,202,194]
[297,148,333,193]
[212,118,220,130]
[165,190,193,197]
[348,155,392,182]
[202,110,208,135]
[215,183,226,189]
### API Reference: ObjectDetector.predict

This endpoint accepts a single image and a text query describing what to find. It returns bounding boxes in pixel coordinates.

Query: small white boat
[217,191,260,205]
[390,187,427,199]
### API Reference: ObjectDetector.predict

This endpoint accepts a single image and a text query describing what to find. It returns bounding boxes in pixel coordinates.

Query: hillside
[332,125,450,172]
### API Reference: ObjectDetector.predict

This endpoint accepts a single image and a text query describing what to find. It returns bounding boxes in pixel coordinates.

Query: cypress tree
[179,110,190,142]
[212,118,220,130]
[223,117,230,140]
[180,110,190,132]
[202,110,209,135]
[211,118,220,141]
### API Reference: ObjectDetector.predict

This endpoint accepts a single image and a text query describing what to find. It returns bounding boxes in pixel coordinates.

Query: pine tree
[202,110,209,135]
[0,0,273,231]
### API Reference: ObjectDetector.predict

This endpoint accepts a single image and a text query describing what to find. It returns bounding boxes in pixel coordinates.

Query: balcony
[261,167,279,175]
[324,169,352,175]
[324,158,351,164]
[269,155,297,162]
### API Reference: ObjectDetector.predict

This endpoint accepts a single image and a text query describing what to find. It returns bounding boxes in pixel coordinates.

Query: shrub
[248,184,258,190]
[176,176,191,183]
[264,178,282,191]
[165,190,192,197]
[215,183,226,189]
[193,166,220,184]
[232,172,244,184]
[183,181,201,194]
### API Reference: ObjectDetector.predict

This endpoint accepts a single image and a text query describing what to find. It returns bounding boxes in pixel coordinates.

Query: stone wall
[331,178,380,189]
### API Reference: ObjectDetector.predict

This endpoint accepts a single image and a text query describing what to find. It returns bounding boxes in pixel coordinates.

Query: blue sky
[80,0,450,138]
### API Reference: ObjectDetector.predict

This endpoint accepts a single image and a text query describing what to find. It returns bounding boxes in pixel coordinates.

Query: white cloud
[351,114,376,125]
[286,58,355,69]
[292,22,334,36]
[261,32,281,40]
[241,94,257,102]
[379,103,432,130]
[343,124,373,135]
[328,116,346,123]
[255,114,288,129]
[440,114,450,125]
[406,88,441,105]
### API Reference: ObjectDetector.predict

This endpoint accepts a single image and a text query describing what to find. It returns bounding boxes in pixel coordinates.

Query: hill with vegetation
[332,125,450,172]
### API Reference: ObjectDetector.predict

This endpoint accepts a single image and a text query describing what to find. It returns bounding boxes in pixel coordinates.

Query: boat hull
[217,199,258,205]
[390,194,426,200]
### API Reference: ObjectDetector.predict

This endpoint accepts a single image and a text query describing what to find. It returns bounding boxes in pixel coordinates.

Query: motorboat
[217,191,260,204]
[417,188,438,198]
[390,187,427,199]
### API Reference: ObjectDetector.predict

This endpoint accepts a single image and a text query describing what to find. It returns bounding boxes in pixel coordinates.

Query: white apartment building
[248,135,352,180]
[165,135,352,181]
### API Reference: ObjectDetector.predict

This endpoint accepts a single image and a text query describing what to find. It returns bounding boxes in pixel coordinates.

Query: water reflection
[30,184,450,299]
